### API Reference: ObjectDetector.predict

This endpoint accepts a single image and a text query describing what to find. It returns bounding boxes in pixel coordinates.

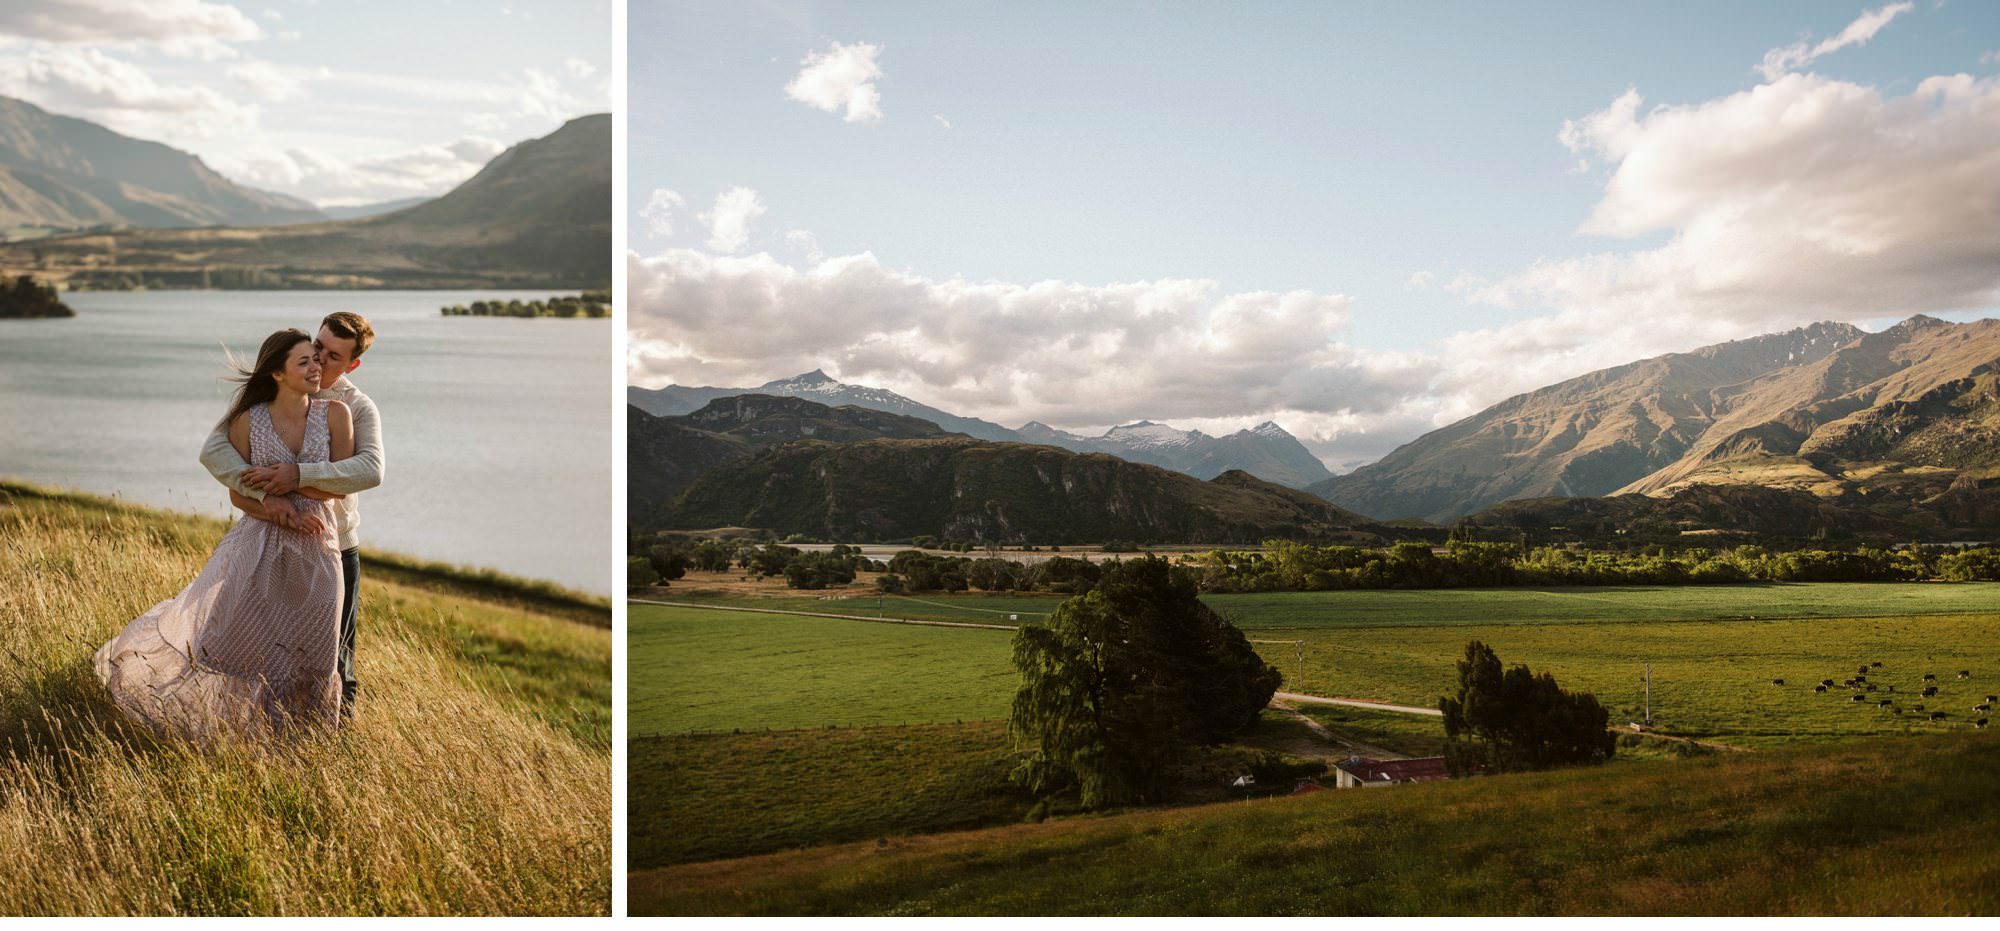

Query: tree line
[1189,540,2000,592]
[440,293,609,318]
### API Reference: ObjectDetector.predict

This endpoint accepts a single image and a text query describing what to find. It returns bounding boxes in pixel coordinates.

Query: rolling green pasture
[636,584,2000,743]
[629,605,1016,736]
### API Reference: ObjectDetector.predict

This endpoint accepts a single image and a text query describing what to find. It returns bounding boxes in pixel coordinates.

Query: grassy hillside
[635,729,2000,915]
[0,482,608,915]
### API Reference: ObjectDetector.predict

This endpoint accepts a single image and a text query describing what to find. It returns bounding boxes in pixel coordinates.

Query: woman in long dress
[95,329,356,740]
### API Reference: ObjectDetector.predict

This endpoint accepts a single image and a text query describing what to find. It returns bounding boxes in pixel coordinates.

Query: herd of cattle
[1772,665,1991,729]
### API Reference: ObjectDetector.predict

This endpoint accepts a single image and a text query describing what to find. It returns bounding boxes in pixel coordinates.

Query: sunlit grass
[0,482,609,915]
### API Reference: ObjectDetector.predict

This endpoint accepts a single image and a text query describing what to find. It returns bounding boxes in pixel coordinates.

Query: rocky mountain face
[1311,318,2000,527]
[628,394,954,525]
[0,95,324,231]
[630,371,1333,487]
[657,435,1391,544]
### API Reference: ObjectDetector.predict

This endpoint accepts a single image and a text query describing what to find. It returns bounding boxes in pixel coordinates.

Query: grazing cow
[1987,694,1997,703]
[1878,699,1893,707]
[1888,685,1897,693]
[1923,687,1940,698]
[1870,661,1882,668]
[1930,711,1949,721]
[1858,666,1870,677]
[1855,675,1867,683]
[1913,704,1926,712]
[1772,678,1785,686]
[1851,694,1866,702]
[1822,679,1836,687]
[1893,708,1905,715]
[1978,718,1989,729]
[1814,685,1828,693]
[1867,684,1878,692]
[1924,673,1937,682]
[1975,703,1992,713]
[1959,670,1971,680]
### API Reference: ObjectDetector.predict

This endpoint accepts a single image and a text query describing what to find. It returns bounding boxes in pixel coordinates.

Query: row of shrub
[628,532,2000,594]
[440,295,608,318]
[1185,540,2000,592]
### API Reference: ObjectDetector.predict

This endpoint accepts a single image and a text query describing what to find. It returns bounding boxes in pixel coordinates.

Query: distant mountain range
[628,370,1332,488]
[0,95,324,232]
[1310,317,2000,528]
[0,111,609,288]
[629,394,955,524]
[633,316,2000,545]
[656,433,1392,545]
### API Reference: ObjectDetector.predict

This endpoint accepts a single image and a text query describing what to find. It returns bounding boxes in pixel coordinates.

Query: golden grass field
[0,482,610,915]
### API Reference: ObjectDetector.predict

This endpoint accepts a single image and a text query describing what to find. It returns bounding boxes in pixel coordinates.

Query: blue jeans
[340,546,360,703]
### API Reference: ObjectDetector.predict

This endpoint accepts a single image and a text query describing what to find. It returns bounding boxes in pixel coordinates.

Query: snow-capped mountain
[628,371,1335,488]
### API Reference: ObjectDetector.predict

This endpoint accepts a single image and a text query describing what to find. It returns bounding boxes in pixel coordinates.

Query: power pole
[1645,663,1653,726]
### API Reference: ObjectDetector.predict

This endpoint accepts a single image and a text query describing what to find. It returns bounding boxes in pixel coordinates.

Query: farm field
[634,730,2000,916]
[634,583,2000,743]
[653,575,2000,629]
[629,604,1016,736]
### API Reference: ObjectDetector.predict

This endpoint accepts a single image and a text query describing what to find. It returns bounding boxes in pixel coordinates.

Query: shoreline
[1,479,608,626]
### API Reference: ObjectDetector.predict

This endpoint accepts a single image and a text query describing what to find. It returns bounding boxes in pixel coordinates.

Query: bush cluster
[1187,540,2000,593]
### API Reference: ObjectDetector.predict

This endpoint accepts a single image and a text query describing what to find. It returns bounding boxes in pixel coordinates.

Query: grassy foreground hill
[0,482,609,915]
[637,729,2000,915]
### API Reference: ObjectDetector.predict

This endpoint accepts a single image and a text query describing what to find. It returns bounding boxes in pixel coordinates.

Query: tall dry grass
[0,482,609,915]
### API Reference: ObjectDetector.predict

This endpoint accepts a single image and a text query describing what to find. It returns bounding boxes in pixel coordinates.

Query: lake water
[0,291,612,595]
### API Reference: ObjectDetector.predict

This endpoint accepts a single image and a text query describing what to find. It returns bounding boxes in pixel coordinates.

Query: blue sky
[1,0,611,205]
[637,3,1999,467]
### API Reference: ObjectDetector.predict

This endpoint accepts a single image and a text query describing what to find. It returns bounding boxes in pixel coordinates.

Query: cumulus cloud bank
[784,41,883,122]
[1454,69,2000,402]
[628,246,1445,465]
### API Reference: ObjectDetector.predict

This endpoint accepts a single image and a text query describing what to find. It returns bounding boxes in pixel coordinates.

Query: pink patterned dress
[95,399,345,739]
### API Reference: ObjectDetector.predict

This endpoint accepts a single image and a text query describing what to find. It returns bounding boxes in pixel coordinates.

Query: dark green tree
[1009,557,1281,808]
[1438,640,1615,774]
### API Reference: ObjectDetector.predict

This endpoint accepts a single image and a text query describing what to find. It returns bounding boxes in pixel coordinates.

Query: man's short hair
[321,311,375,359]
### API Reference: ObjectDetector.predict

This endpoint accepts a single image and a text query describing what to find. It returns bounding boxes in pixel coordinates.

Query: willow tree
[1009,557,1281,808]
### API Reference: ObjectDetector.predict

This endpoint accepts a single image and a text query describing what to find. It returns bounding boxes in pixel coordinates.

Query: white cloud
[226,60,301,102]
[784,228,823,261]
[1757,2,1914,80]
[565,57,596,79]
[627,247,1442,465]
[262,8,282,22]
[1406,271,1434,289]
[1982,50,2000,66]
[640,188,685,238]
[0,44,259,142]
[699,186,766,253]
[0,0,263,44]
[932,113,950,130]
[462,111,507,132]
[784,41,883,123]
[1456,70,2000,402]
[516,65,578,119]
[223,134,505,206]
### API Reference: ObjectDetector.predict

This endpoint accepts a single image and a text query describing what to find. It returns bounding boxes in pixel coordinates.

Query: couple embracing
[94,312,384,740]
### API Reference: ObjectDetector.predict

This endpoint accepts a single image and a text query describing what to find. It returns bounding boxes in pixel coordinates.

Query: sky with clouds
[634,1,2000,471]
[0,0,610,207]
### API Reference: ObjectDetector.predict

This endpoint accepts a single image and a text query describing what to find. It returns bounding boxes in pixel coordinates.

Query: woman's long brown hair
[218,329,313,431]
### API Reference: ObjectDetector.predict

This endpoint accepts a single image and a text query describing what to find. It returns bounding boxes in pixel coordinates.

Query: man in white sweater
[201,311,384,716]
